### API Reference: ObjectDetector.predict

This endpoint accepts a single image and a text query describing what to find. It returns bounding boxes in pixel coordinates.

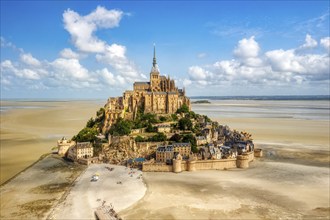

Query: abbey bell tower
[150,45,160,91]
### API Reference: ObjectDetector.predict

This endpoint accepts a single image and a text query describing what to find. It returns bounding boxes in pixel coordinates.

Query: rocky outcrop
[103,136,158,165]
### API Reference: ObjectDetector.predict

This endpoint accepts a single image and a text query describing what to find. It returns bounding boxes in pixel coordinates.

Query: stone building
[156,145,174,163]
[57,137,75,156]
[67,142,94,160]
[156,142,191,163]
[102,46,191,133]
[156,124,172,133]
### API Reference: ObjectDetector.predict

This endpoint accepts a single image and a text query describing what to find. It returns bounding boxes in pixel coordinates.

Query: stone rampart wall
[245,151,254,162]
[142,163,173,172]
[143,158,238,172]
[194,159,237,170]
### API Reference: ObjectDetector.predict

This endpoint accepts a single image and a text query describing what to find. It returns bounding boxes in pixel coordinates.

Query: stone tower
[150,44,160,91]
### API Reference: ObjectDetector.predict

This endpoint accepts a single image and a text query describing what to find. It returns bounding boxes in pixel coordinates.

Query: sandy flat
[214,117,330,149]
[0,100,102,184]
[0,154,85,219]
[51,164,146,219]
[120,160,330,219]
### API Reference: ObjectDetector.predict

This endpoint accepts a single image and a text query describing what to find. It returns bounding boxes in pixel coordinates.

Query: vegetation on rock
[72,127,98,142]
[176,103,189,114]
[109,118,132,136]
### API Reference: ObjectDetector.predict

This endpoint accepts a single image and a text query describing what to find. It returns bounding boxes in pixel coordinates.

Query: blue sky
[1,1,329,99]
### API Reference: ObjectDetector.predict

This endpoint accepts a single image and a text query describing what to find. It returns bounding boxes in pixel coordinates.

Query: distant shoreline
[190,95,330,101]
[1,95,329,102]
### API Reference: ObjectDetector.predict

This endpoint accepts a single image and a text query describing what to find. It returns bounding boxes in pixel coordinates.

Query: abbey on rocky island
[102,46,191,132]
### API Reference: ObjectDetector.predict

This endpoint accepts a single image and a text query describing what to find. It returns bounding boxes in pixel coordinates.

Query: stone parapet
[236,154,249,168]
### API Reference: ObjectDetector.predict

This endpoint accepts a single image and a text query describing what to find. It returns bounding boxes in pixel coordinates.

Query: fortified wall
[143,151,255,172]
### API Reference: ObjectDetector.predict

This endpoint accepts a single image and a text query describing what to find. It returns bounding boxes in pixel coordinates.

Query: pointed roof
[151,44,160,73]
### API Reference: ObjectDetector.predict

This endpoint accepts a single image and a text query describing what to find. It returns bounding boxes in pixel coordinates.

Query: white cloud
[63,6,123,53]
[1,60,14,69]
[1,59,44,80]
[20,53,41,66]
[63,6,139,84]
[185,35,330,90]
[320,37,330,52]
[300,34,318,49]
[96,44,139,79]
[266,49,304,73]
[188,66,211,81]
[183,79,192,87]
[60,48,80,59]
[234,36,260,58]
[98,68,116,85]
[52,58,90,80]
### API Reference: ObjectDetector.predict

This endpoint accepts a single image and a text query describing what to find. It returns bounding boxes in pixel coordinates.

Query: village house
[67,142,94,161]
[196,136,207,146]
[208,144,222,160]
[156,124,172,133]
[156,142,191,163]
[156,146,174,163]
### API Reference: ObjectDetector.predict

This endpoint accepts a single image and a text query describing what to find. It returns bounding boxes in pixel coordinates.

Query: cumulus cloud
[1,59,46,80]
[233,36,263,67]
[60,48,80,59]
[96,44,140,80]
[300,34,318,49]
[63,6,123,53]
[185,35,330,90]
[63,6,140,83]
[52,58,90,80]
[320,37,330,52]
[98,68,116,85]
[20,53,41,66]
[234,36,260,58]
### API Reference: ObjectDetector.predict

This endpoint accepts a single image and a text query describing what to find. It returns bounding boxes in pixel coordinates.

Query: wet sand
[0,154,86,219]
[0,100,102,184]
[120,160,329,219]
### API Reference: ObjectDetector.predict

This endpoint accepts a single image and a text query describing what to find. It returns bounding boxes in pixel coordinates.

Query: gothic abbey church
[103,46,191,132]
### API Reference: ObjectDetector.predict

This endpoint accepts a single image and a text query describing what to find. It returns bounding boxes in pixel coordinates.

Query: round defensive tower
[254,148,263,157]
[187,160,196,171]
[173,154,182,173]
[236,154,249,168]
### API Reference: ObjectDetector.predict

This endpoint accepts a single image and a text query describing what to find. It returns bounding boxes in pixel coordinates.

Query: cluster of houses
[152,115,255,164]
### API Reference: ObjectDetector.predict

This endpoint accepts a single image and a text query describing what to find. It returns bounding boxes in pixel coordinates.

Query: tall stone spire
[151,44,159,73]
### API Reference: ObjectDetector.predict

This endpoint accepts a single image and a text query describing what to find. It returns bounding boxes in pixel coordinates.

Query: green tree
[146,123,156,132]
[178,117,193,130]
[73,127,98,142]
[176,104,189,114]
[191,145,199,153]
[135,135,145,142]
[159,116,168,122]
[182,134,198,153]
[109,118,132,136]
[149,132,167,142]
[171,114,178,121]
[86,117,95,128]
[188,111,196,119]
[169,133,182,142]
